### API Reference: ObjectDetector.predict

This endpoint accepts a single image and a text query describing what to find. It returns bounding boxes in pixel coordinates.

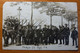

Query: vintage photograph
[2,2,78,50]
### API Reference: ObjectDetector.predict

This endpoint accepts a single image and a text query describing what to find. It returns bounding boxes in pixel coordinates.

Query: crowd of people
[3,17,78,48]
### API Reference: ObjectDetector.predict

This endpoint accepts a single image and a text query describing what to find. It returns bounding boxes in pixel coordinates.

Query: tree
[10,2,66,27]
[63,11,77,27]
[34,2,65,27]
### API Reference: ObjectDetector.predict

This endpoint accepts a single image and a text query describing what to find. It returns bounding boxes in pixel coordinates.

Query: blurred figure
[61,25,65,44]
[3,28,9,46]
[59,25,62,44]
[47,25,51,44]
[43,25,47,45]
[22,27,26,45]
[71,27,78,48]
[26,24,31,45]
[51,26,55,44]
[54,26,59,44]
[34,26,39,45]
[36,25,42,45]
[64,24,70,45]
[16,26,22,46]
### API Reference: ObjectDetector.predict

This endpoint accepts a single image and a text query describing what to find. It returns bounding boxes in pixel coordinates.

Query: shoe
[76,46,78,48]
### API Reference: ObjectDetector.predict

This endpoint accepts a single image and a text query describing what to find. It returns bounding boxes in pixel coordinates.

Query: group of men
[3,17,78,48]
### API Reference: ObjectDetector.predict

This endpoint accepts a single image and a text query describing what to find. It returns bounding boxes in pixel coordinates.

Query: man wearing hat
[71,27,78,48]
[64,24,70,45]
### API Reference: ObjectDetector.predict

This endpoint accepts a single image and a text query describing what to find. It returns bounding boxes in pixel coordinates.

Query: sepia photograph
[2,2,78,50]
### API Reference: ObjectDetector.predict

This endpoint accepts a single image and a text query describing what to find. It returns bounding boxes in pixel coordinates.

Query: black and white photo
[2,2,78,50]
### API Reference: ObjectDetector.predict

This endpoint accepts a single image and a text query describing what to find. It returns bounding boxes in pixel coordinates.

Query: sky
[3,2,78,28]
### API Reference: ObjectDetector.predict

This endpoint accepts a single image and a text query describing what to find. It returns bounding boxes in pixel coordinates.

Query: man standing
[3,28,9,46]
[36,25,42,45]
[59,25,62,44]
[64,24,70,45]
[71,27,78,48]
[43,25,47,45]
[16,26,22,46]
[22,27,26,45]
[61,26,65,44]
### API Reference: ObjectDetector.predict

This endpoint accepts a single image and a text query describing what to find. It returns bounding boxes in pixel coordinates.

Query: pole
[50,15,52,28]
[68,20,69,26]
[61,15,63,26]
[31,2,33,26]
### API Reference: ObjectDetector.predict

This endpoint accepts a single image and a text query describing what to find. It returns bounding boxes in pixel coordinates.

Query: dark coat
[36,29,42,38]
[43,28,47,37]
[58,28,63,39]
[64,27,70,36]
[71,30,78,39]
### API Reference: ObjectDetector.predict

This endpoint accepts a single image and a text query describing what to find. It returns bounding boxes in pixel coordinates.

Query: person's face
[65,25,67,27]
[44,25,46,28]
